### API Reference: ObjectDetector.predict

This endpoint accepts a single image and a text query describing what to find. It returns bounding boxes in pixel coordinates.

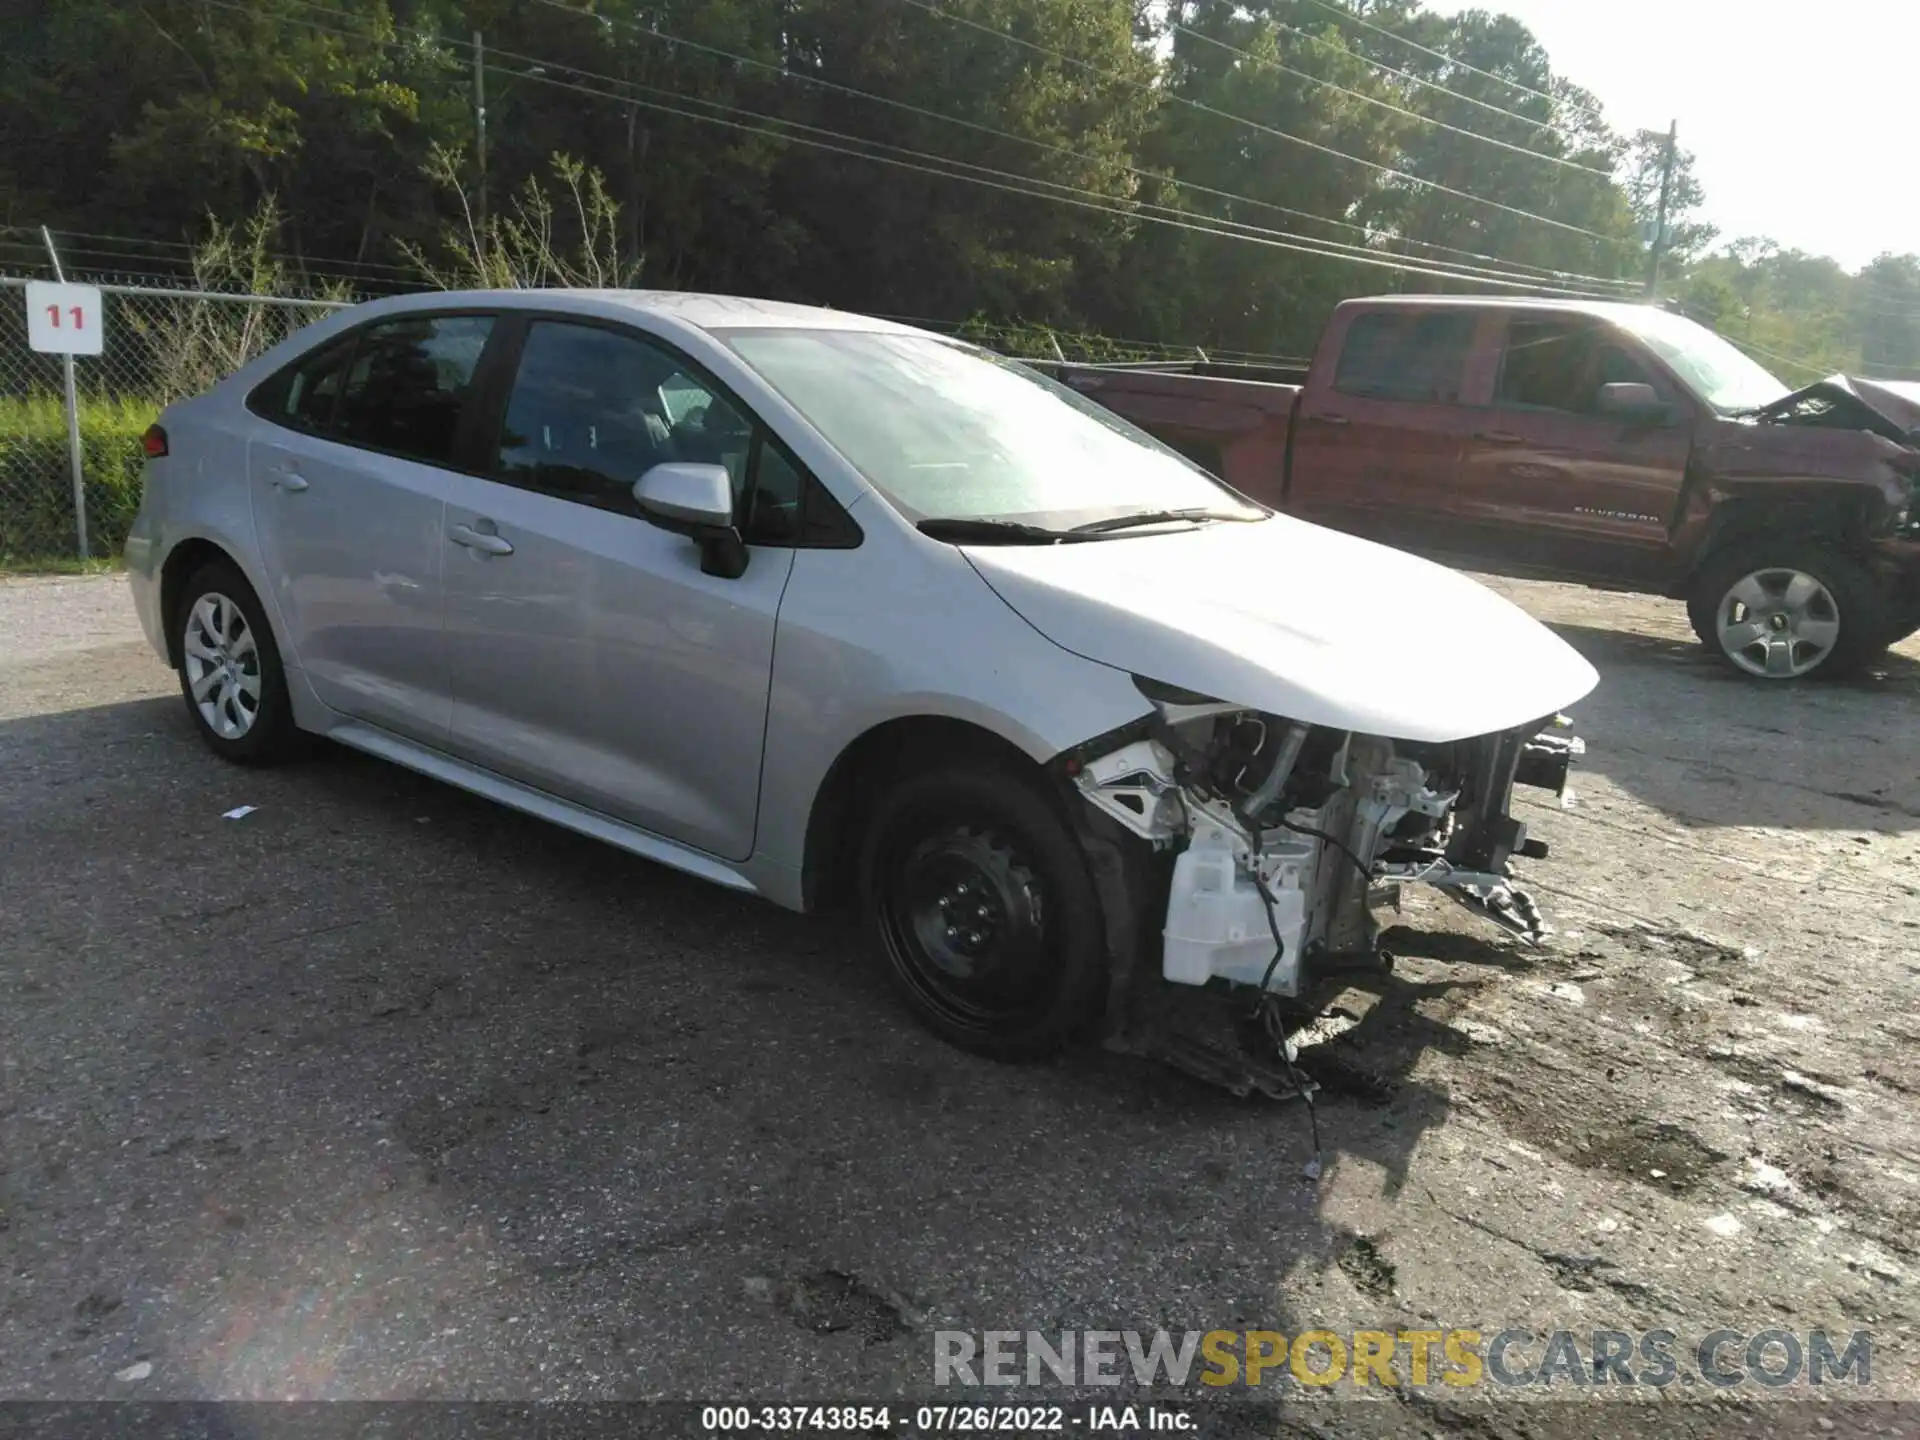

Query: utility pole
[1644,119,1677,300]
[472,30,488,265]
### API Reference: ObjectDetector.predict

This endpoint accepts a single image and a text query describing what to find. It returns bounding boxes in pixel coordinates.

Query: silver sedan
[125,291,1596,1090]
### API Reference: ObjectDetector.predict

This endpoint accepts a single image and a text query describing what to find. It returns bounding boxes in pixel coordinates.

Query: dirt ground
[1,570,1916,1435]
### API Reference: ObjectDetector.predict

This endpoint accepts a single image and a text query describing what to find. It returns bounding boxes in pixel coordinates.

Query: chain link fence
[0,275,348,566]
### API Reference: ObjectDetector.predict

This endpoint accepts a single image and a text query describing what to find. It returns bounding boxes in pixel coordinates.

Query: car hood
[960,516,1599,744]
[1759,374,1920,445]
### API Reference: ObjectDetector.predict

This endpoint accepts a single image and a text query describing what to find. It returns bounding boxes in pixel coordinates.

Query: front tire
[1686,544,1888,680]
[173,560,305,764]
[858,766,1108,1059]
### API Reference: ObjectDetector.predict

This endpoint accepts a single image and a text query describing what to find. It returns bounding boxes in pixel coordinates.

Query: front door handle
[269,468,309,492]
[450,523,514,557]
[1475,429,1525,445]
[1318,413,1350,427]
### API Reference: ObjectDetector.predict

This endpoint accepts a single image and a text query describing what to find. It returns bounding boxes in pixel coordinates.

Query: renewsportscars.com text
[933,1328,1873,1390]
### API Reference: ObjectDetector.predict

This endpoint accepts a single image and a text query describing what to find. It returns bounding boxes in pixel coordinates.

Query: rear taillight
[142,424,168,458]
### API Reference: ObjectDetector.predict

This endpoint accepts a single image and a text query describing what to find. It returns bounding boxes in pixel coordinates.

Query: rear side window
[1334,311,1476,403]
[249,336,356,430]
[332,315,495,466]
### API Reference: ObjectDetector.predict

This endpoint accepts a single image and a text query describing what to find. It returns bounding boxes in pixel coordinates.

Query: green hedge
[0,394,157,564]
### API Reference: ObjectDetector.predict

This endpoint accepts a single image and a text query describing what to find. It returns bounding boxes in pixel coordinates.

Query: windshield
[721,329,1267,529]
[1612,307,1792,413]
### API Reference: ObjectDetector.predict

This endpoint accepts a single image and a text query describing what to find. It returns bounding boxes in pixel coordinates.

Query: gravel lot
[2,571,1917,1433]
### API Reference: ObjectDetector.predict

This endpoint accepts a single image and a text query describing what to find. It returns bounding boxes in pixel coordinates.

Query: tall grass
[0,393,157,566]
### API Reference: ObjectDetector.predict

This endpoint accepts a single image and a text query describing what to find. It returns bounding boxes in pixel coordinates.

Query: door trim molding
[325,720,762,896]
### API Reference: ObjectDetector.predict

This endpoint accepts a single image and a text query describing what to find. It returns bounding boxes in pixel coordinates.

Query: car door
[1458,315,1693,583]
[439,316,799,862]
[247,312,498,742]
[1286,308,1486,555]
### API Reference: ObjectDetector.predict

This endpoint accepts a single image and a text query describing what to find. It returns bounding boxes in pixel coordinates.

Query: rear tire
[173,559,305,764]
[1685,544,1889,680]
[858,765,1108,1059]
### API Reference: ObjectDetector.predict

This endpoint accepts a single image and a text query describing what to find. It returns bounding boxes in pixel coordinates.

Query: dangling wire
[1238,805,1323,1180]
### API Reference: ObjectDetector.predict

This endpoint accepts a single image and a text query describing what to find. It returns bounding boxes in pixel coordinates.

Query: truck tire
[858,765,1108,1059]
[1685,544,1890,681]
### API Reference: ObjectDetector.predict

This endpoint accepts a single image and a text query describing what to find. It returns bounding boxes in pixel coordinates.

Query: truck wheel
[1686,545,1888,680]
[858,766,1108,1059]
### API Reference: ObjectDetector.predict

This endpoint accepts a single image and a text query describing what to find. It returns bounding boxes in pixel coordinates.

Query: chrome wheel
[182,592,263,739]
[1714,568,1841,679]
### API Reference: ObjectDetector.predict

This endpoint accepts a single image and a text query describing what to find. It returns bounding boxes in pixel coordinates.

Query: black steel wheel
[859,766,1107,1058]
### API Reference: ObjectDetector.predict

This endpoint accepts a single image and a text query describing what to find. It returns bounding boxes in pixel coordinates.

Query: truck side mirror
[1594,382,1668,423]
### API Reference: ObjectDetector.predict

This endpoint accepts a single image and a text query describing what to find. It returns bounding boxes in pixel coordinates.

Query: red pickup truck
[1053,296,1920,681]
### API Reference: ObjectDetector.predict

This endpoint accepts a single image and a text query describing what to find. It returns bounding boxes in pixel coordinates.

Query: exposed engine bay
[1060,681,1582,1096]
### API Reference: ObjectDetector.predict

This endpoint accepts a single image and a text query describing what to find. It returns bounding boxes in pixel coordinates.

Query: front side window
[1334,311,1476,403]
[1497,320,1597,412]
[721,329,1265,529]
[496,321,750,511]
[1497,320,1666,414]
[330,314,495,465]
[494,320,841,544]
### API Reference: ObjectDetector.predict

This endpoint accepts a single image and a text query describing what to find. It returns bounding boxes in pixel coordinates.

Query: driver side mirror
[1594,381,1670,424]
[632,462,748,579]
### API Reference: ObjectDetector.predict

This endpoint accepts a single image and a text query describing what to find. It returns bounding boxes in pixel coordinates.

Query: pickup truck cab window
[1495,319,1664,415]
[1333,311,1476,403]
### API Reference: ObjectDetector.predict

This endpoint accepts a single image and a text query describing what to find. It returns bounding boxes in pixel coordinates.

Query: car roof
[354,288,925,335]
[1336,293,1669,324]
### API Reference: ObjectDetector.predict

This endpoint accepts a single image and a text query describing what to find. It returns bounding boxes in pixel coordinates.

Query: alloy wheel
[182,592,263,739]
[1715,568,1841,679]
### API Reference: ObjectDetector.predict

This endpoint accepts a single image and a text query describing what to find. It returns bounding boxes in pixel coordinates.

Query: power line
[493,50,1624,295]
[1298,0,1608,123]
[1249,11,1608,151]
[46,227,424,277]
[525,0,1635,292]
[890,0,1633,250]
[221,0,1626,296]
[1167,21,1612,177]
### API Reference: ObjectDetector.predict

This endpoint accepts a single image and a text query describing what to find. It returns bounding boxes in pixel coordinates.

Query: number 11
[45,305,84,330]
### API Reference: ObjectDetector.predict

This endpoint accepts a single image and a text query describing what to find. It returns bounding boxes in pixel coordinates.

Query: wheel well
[800,716,1045,914]
[159,539,237,667]
[1685,498,1871,590]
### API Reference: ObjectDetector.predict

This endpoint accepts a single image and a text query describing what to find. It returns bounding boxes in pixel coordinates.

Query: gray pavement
[3,573,1917,1436]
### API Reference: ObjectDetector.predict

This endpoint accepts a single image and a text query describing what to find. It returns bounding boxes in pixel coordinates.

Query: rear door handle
[269,468,309,492]
[1475,429,1525,445]
[450,523,514,557]
[1318,413,1350,427]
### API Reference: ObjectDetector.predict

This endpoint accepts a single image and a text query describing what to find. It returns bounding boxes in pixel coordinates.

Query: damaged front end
[1057,677,1583,1096]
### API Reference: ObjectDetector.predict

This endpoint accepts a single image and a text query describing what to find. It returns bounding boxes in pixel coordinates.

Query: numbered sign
[25,281,104,356]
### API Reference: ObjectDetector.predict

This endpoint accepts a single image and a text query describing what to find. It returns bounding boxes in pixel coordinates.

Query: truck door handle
[1318,413,1350,427]
[268,468,309,492]
[450,523,514,557]
[1475,429,1525,445]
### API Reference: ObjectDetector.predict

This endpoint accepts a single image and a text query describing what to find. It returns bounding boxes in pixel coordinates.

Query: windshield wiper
[1067,507,1261,535]
[916,517,1076,544]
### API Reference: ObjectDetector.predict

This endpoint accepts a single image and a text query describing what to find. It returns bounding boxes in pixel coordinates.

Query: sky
[1427,0,1915,272]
